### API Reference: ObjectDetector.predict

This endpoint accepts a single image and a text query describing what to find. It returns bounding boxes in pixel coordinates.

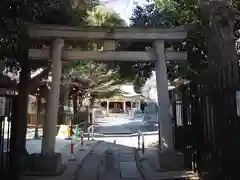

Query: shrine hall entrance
[109,102,123,113]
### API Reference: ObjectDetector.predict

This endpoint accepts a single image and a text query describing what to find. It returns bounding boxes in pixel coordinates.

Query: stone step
[120,161,143,179]
[135,149,200,180]
[97,166,121,180]
[154,170,200,180]
[119,154,135,162]
[141,162,199,180]
[77,161,100,179]
[76,142,104,180]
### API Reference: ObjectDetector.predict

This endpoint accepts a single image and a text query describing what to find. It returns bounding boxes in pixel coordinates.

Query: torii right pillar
[154,40,184,170]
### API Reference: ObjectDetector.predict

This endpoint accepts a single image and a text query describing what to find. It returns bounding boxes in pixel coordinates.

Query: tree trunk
[73,94,78,115]
[199,1,239,178]
[59,86,70,124]
[72,94,78,129]
[17,62,30,154]
[36,96,41,131]
[89,95,95,110]
[10,60,30,176]
[9,95,20,178]
[207,1,239,85]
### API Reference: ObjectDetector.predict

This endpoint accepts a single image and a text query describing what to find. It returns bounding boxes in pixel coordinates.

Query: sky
[100,0,148,25]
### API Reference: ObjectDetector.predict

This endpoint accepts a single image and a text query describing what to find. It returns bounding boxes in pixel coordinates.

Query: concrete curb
[72,141,101,180]
[134,148,154,180]
[134,149,201,180]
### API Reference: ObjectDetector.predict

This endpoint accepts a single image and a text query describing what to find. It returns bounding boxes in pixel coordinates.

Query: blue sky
[100,0,148,25]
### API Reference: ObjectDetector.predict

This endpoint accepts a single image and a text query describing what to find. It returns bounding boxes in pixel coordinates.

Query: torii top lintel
[28,24,188,41]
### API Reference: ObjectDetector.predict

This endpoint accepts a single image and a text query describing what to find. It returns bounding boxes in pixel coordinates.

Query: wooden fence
[27,107,89,127]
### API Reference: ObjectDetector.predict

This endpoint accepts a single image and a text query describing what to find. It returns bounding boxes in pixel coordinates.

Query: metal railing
[87,125,94,140]
[137,130,145,154]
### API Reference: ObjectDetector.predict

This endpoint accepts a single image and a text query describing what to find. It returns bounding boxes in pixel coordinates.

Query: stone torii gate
[28,24,187,172]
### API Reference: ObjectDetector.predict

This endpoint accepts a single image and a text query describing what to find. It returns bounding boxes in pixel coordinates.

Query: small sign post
[0,97,6,117]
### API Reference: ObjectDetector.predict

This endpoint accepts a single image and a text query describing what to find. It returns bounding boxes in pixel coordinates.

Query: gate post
[154,40,174,150]
[107,100,110,114]
[26,38,65,175]
[42,38,64,154]
[154,40,184,170]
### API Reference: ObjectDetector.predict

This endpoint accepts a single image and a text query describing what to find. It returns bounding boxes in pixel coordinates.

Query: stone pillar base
[158,150,184,171]
[25,153,66,176]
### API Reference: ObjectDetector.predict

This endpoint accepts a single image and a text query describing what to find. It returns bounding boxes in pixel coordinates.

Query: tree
[64,5,128,114]
[129,0,240,89]
[25,4,128,125]
[71,61,122,111]
[87,5,126,27]
[85,5,143,84]
[127,0,200,88]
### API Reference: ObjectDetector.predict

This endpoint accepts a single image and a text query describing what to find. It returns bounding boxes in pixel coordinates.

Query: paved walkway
[19,113,199,180]
[21,140,143,180]
[20,139,200,180]
[76,141,143,180]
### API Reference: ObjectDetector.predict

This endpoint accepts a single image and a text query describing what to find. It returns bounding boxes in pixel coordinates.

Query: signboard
[111,96,122,100]
[56,125,70,139]
[0,97,6,117]
[0,88,16,95]
[236,91,240,117]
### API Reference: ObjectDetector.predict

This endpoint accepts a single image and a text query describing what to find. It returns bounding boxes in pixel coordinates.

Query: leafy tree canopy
[67,5,129,105]
[0,0,99,67]
[129,0,240,91]
[87,5,126,27]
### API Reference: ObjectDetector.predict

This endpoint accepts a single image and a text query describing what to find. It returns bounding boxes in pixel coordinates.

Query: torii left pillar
[30,38,65,174]
[42,38,63,154]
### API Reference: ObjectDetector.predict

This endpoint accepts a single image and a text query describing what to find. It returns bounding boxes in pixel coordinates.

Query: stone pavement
[21,140,144,180]
[135,148,200,180]
[75,141,143,180]
[22,140,99,180]
[21,138,200,180]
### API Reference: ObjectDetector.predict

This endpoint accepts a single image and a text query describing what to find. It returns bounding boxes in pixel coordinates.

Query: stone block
[104,148,116,171]
[26,153,65,176]
[158,151,184,170]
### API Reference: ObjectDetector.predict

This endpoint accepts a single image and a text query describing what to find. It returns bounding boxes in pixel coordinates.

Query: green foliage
[154,0,199,25]
[70,0,100,25]
[72,61,122,99]
[0,0,98,67]
[68,5,130,100]
[129,0,240,88]
[128,0,206,88]
[0,0,135,86]
[87,6,126,27]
